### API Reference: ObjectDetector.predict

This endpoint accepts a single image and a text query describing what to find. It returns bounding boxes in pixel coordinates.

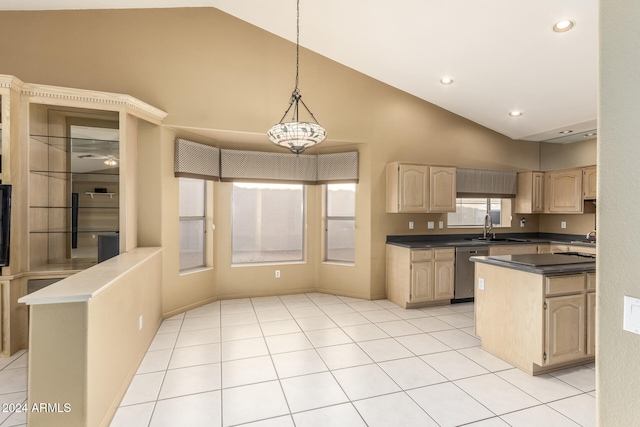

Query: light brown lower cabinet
[475,263,596,375]
[587,291,596,357]
[545,293,586,365]
[387,245,454,308]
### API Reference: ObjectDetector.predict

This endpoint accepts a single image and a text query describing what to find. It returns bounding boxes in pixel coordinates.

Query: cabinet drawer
[411,249,433,262]
[434,248,454,261]
[545,274,585,296]
[587,273,596,291]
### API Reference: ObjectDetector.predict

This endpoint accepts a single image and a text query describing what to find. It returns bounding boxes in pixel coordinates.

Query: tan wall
[598,1,640,425]
[0,8,589,309]
[540,138,597,171]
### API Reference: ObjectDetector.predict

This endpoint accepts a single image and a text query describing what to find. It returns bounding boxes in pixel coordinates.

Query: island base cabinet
[587,292,596,356]
[545,294,586,365]
[474,262,595,375]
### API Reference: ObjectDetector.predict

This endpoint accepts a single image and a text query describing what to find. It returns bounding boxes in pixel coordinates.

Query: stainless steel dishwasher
[454,246,489,302]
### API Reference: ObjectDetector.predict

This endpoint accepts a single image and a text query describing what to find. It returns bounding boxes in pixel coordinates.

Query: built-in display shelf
[85,192,116,199]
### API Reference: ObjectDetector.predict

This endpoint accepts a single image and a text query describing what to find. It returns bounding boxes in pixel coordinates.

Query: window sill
[231,261,306,268]
[179,266,213,276]
[322,261,355,267]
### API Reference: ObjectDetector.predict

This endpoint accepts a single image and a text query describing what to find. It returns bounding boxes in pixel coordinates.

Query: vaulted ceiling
[3,0,598,143]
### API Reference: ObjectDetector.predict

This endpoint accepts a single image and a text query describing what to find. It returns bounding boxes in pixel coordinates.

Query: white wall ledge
[19,247,162,305]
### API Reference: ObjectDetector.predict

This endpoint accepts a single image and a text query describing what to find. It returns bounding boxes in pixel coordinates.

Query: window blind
[456,168,517,197]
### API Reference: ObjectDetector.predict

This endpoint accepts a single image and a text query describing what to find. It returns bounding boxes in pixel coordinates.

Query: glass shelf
[30,228,119,234]
[30,133,119,153]
[30,170,120,177]
[30,205,119,209]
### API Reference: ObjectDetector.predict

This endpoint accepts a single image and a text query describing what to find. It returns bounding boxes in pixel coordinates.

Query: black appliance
[0,184,11,266]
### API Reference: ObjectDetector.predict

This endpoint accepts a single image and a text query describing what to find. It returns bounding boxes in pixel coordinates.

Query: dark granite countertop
[386,233,597,249]
[470,253,595,275]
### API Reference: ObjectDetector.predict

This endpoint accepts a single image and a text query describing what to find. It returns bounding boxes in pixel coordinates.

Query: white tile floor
[0,293,596,427]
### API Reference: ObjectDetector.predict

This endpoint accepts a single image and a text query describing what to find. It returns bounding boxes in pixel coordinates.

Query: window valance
[174,138,220,181]
[174,139,358,184]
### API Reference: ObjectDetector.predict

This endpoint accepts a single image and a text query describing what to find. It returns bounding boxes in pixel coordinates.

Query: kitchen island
[471,253,595,375]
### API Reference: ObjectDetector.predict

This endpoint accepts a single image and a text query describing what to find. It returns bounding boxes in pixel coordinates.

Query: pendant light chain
[295,0,300,93]
[266,0,327,154]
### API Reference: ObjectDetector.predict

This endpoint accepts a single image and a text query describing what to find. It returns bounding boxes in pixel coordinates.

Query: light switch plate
[409,221,414,230]
[427,221,435,229]
[478,278,485,290]
[623,296,640,334]
[561,221,567,229]
[438,221,444,229]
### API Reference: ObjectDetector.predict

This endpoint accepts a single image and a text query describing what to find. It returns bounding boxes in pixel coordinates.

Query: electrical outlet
[275,270,280,278]
[409,221,414,230]
[139,315,143,331]
[438,221,444,229]
[561,221,567,229]
[478,278,485,290]
[427,221,435,229]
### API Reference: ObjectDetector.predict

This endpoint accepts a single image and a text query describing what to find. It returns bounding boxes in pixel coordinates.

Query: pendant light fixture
[267,0,327,154]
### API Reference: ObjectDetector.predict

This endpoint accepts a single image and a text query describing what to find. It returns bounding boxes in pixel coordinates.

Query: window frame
[231,182,306,265]
[447,197,512,228]
[324,183,356,265]
[178,177,207,273]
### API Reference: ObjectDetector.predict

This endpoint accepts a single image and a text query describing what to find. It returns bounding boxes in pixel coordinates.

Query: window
[179,178,206,271]
[232,183,304,264]
[325,183,356,263]
[448,198,511,228]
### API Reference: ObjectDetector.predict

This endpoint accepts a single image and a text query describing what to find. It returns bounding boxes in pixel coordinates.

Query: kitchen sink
[465,237,530,242]
[570,239,596,245]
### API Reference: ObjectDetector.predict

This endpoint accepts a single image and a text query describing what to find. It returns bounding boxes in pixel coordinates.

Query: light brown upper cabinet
[582,166,597,200]
[515,171,545,214]
[386,162,456,213]
[386,162,429,212]
[544,168,583,213]
[429,166,457,213]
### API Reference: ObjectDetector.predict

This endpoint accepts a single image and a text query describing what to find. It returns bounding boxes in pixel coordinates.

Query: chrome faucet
[586,230,597,240]
[483,213,493,239]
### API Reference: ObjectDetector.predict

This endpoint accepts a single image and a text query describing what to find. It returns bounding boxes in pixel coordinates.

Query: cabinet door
[399,164,429,212]
[516,171,544,214]
[587,292,596,357]
[583,166,597,200]
[434,260,454,300]
[429,166,456,213]
[545,294,586,365]
[532,172,545,212]
[411,261,434,302]
[544,169,583,213]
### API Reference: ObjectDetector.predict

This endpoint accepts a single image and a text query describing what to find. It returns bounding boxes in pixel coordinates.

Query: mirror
[69,125,119,261]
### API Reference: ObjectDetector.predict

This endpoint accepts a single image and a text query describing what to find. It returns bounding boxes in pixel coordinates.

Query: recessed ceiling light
[440,77,454,85]
[559,130,573,134]
[584,132,596,137]
[553,20,575,32]
[509,111,523,117]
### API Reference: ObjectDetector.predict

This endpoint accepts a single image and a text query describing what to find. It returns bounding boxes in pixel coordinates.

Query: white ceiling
[1,0,598,143]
